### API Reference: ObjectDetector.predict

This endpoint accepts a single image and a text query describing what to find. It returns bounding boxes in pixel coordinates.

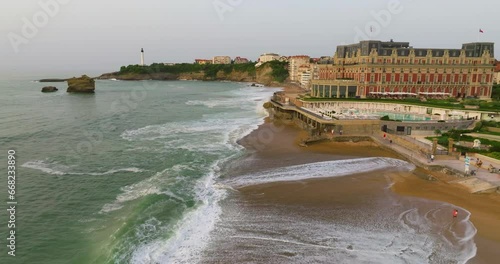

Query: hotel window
[370,75,375,83]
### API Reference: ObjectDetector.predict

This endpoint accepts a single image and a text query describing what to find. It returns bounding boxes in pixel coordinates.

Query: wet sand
[224,120,500,263]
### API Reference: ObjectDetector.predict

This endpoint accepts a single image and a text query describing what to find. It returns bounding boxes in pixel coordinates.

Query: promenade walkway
[370,133,500,193]
[465,133,500,142]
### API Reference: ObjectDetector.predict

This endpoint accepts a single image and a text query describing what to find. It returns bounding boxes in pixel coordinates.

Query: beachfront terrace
[300,101,485,122]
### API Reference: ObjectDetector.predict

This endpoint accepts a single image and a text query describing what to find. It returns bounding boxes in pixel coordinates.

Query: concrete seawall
[269,100,500,194]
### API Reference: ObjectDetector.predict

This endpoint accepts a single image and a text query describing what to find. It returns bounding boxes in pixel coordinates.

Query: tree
[492,84,500,101]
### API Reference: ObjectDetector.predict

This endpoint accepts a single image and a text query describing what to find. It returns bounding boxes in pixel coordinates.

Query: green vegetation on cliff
[427,129,500,159]
[115,61,289,84]
[264,61,289,83]
[118,62,257,79]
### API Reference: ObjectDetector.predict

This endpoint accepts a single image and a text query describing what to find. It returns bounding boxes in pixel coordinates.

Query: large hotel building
[311,40,495,100]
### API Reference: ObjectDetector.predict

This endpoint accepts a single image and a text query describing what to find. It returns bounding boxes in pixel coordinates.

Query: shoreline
[232,118,500,263]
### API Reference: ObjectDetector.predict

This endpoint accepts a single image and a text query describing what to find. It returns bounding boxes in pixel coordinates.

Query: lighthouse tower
[140,48,145,66]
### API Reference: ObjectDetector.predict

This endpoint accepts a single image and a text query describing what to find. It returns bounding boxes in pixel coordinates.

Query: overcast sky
[1,0,499,79]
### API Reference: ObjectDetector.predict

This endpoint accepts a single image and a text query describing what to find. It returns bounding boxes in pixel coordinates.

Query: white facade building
[256,53,280,67]
[212,56,232,64]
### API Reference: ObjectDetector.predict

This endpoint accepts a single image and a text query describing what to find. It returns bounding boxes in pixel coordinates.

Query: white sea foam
[120,86,279,263]
[185,99,233,108]
[130,163,226,264]
[22,160,144,176]
[121,115,263,155]
[184,86,278,110]
[203,171,477,263]
[99,168,171,214]
[397,202,477,263]
[21,160,69,175]
[224,157,415,187]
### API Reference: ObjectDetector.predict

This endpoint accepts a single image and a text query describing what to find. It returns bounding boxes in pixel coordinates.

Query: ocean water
[207,160,477,264]
[0,79,277,264]
[0,79,477,264]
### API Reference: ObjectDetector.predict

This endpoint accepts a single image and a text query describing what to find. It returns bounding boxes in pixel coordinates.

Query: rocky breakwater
[67,75,95,93]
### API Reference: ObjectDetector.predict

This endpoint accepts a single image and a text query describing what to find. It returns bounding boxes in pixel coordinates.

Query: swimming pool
[375,112,431,121]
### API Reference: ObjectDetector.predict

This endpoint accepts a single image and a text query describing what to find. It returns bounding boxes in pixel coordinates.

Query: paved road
[465,133,500,142]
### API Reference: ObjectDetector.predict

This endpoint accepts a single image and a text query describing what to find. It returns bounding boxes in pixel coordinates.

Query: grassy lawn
[474,131,500,137]
[426,129,500,157]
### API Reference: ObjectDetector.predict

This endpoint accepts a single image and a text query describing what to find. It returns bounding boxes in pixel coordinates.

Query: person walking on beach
[430,154,435,162]
[453,209,458,218]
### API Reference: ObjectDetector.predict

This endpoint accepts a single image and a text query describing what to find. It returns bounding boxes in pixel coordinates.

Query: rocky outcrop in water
[41,86,58,93]
[67,75,95,93]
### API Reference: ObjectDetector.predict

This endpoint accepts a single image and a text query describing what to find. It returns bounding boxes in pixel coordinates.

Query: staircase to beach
[451,177,499,193]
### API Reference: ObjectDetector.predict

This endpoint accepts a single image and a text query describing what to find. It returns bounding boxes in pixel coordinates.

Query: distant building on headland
[311,40,495,100]
[195,59,212,65]
[234,57,249,64]
[212,56,232,65]
[289,55,311,82]
[256,53,280,67]
[494,60,500,84]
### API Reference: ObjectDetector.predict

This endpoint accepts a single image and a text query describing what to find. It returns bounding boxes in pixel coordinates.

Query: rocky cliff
[67,75,95,93]
[97,63,286,86]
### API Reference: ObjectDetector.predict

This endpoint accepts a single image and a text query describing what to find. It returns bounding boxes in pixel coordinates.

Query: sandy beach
[207,120,500,263]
